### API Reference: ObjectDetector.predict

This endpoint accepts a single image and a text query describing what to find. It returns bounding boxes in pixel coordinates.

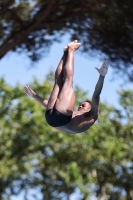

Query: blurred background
[1,0,133,200]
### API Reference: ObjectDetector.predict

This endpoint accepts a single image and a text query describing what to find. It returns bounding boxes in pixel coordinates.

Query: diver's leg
[55,41,81,115]
[46,51,67,110]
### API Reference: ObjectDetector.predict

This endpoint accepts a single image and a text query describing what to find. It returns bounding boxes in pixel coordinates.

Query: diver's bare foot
[63,40,80,51]
[68,40,81,51]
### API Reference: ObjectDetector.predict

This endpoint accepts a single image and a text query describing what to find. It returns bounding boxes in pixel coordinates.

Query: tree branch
[0,0,14,15]
[7,8,24,26]
[0,0,57,59]
[36,6,92,32]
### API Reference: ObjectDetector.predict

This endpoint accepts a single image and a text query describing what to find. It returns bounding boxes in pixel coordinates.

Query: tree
[1,0,133,81]
[1,71,133,200]
[0,71,90,200]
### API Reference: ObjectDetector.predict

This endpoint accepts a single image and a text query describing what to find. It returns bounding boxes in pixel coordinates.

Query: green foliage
[0,72,133,200]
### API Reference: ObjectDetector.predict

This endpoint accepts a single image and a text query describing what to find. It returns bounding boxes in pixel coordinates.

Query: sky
[0,36,132,200]
[1,36,132,110]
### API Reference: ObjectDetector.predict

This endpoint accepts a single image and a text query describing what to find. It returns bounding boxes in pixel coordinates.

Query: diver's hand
[95,60,109,76]
[24,85,36,98]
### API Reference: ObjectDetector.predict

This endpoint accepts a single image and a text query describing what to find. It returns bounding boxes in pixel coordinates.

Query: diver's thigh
[55,85,75,115]
[47,84,61,110]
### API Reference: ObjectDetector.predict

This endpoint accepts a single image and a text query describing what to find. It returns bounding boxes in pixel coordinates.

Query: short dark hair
[84,100,92,105]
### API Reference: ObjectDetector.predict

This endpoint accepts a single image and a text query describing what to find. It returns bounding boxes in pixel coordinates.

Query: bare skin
[24,41,109,134]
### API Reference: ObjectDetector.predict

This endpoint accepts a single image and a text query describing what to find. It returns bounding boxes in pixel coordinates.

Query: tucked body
[24,40,109,134]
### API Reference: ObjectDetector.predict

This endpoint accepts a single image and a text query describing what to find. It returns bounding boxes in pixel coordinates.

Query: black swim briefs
[45,108,72,127]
